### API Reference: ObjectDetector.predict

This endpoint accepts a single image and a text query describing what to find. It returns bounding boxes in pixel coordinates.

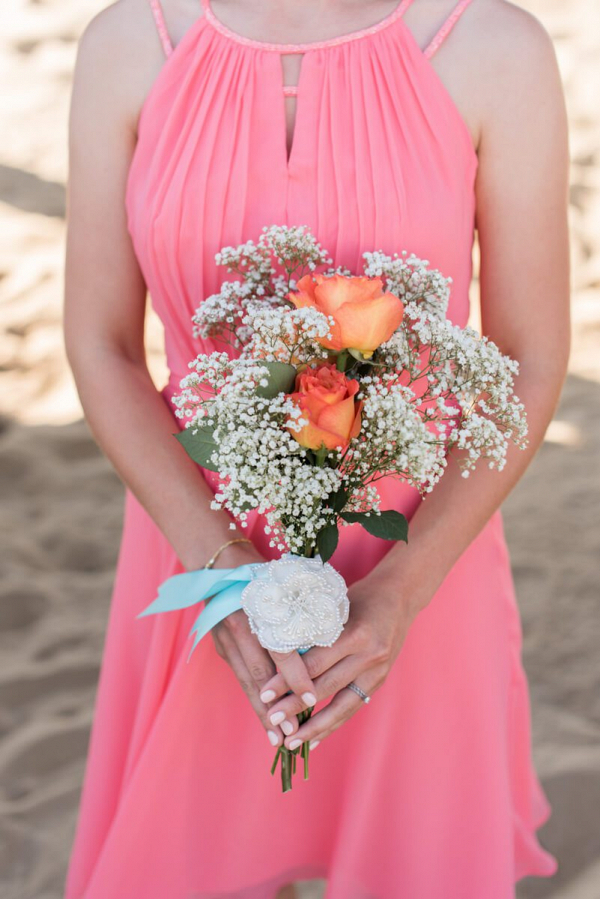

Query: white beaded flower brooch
[241,554,350,653]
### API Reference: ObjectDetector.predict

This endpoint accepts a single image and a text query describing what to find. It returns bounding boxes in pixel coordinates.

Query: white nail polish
[309,740,320,750]
[261,689,276,703]
[270,711,286,726]
[281,720,294,736]
[267,730,279,746]
[302,692,316,706]
[288,738,302,750]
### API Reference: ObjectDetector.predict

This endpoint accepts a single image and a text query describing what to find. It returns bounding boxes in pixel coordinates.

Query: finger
[267,649,317,716]
[300,637,356,680]
[213,628,284,748]
[235,631,299,737]
[266,656,363,728]
[234,624,278,692]
[220,610,280,693]
[259,631,357,704]
[258,672,287,705]
[283,674,381,750]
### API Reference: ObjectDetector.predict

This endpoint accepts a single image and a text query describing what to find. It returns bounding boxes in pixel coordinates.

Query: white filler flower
[241,555,350,653]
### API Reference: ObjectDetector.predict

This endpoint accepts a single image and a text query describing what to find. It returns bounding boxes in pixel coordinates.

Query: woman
[63,0,570,896]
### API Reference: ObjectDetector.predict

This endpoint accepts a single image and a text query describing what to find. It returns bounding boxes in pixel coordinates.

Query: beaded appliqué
[241,554,350,653]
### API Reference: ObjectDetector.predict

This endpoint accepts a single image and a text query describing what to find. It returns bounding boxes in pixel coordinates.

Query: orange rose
[288,363,362,452]
[288,273,404,358]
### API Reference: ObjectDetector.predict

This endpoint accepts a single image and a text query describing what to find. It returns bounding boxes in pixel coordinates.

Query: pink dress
[65,0,558,896]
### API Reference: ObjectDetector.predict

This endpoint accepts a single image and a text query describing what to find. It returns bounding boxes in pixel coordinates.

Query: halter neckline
[200,0,412,53]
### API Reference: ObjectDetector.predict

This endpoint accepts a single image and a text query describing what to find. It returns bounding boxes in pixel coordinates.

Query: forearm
[69,345,241,570]
[372,355,568,616]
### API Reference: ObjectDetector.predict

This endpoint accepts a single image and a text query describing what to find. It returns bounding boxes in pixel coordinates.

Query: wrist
[180,531,251,572]
[364,561,431,625]
[213,538,264,569]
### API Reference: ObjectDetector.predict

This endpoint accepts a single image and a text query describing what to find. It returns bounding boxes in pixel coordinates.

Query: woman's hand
[257,570,420,750]
[210,541,317,749]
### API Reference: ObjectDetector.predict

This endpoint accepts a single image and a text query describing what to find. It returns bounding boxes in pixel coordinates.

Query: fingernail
[270,711,286,726]
[281,720,294,736]
[260,689,276,703]
[302,692,317,706]
[267,730,279,746]
[309,740,320,750]
[288,738,302,750]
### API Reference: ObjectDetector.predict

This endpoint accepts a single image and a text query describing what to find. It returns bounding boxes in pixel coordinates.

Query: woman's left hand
[257,571,421,749]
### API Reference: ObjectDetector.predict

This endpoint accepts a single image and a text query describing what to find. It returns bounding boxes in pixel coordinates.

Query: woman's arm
[260,5,571,748]
[371,10,571,615]
[64,5,220,571]
[64,3,315,745]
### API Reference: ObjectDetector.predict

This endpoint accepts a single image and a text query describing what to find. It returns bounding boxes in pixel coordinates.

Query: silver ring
[346,681,371,704]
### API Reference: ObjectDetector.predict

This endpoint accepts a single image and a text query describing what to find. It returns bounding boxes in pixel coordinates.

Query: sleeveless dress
[65,1,559,896]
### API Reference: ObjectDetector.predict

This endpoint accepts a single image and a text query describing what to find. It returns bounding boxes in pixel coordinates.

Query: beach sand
[0,1,598,897]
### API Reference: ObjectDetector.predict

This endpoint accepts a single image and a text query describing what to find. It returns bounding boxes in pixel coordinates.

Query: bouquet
[139,225,527,791]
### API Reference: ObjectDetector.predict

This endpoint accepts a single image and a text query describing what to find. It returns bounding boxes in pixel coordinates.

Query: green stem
[281,748,292,792]
[312,445,328,468]
[270,746,282,776]
[270,709,315,792]
[335,350,350,372]
[303,741,310,780]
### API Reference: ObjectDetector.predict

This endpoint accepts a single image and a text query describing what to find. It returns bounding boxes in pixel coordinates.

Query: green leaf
[255,361,297,398]
[328,487,348,513]
[340,509,408,542]
[175,424,219,472]
[316,525,339,563]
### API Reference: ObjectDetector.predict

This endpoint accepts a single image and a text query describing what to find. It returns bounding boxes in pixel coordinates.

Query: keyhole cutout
[281,53,304,164]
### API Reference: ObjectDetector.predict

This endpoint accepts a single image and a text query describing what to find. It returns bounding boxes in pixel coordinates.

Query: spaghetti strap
[424,0,474,59]
[148,0,174,58]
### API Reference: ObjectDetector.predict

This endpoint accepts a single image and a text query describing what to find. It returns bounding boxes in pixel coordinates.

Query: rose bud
[287,363,362,452]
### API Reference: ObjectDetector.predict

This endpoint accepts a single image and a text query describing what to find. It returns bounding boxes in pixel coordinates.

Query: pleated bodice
[125,0,478,389]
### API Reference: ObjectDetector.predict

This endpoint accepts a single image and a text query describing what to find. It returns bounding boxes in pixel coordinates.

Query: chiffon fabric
[65,0,558,895]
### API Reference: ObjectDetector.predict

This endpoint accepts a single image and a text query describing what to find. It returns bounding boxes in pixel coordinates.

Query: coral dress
[65,0,558,896]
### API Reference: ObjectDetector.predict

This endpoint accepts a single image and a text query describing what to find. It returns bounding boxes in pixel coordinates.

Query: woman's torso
[125,0,479,575]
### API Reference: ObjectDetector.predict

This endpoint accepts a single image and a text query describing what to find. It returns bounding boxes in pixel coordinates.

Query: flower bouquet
[139,225,527,791]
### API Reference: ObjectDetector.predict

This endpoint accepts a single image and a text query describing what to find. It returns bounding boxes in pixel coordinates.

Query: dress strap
[424,0,474,59]
[148,0,174,58]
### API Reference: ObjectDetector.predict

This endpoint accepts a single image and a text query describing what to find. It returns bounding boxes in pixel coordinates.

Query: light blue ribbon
[137,563,260,662]
[138,560,311,661]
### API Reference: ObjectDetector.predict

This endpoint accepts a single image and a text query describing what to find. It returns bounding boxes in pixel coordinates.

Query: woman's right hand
[210,540,317,749]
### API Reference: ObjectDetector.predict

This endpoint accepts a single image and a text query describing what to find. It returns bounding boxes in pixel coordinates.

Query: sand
[0,1,598,897]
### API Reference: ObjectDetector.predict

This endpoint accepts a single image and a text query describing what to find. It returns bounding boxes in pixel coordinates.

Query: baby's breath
[173,227,528,552]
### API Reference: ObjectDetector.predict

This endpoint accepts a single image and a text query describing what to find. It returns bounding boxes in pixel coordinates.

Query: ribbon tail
[136,563,258,618]
[186,583,246,662]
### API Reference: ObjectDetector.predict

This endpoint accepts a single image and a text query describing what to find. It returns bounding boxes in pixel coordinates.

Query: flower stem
[270,746,282,776]
[335,350,350,372]
[281,748,293,792]
[270,707,314,791]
